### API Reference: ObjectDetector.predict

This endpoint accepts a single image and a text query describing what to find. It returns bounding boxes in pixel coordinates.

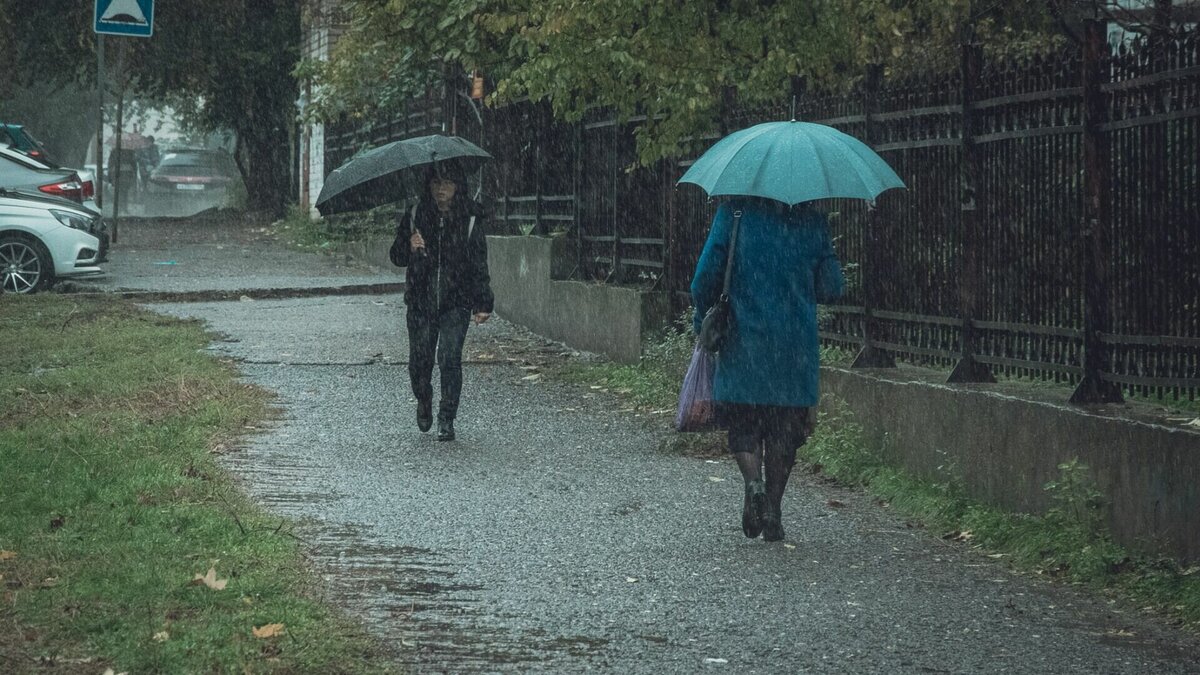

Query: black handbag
[697,209,743,354]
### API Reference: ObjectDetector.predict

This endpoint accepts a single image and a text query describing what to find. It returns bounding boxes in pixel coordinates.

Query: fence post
[665,157,680,314]
[611,121,620,279]
[1071,19,1124,404]
[851,64,897,369]
[534,103,546,234]
[948,40,995,383]
[574,121,584,277]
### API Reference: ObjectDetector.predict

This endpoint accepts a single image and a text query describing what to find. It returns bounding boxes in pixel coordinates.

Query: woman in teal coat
[691,198,845,541]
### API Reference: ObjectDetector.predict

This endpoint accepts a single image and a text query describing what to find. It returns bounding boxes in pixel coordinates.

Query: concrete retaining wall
[487,235,667,363]
[821,367,1200,563]
[338,237,404,272]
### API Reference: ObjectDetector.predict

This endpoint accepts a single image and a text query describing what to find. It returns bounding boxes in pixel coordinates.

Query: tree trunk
[240,124,291,217]
[235,0,299,217]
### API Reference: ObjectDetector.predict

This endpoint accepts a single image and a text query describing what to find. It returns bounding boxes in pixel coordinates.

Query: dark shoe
[417,398,433,432]
[437,418,456,442]
[742,479,766,538]
[761,505,785,542]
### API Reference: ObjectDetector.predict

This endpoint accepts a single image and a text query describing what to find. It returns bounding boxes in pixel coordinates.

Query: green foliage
[642,308,699,384]
[274,203,400,252]
[0,295,387,672]
[303,0,1059,164]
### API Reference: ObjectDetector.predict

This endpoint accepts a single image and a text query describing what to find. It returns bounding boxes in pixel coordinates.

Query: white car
[0,144,98,212]
[0,190,106,293]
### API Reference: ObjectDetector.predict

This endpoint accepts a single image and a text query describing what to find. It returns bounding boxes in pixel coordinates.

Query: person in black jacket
[390,163,494,441]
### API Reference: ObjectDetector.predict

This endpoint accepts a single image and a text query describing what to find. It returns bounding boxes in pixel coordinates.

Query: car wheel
[0,235,53,294]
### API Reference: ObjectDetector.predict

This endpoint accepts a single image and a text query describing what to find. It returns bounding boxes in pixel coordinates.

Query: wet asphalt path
[157,295,1200,674]
[70,211,399,294]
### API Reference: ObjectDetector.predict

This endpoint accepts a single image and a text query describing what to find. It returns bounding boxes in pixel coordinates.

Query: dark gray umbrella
[315,134,492,216]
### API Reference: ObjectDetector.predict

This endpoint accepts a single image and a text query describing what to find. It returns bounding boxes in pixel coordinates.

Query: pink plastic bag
[675,346,719,433]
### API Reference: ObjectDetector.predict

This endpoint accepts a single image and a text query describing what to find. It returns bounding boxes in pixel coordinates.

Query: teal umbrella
[678,121,905,204]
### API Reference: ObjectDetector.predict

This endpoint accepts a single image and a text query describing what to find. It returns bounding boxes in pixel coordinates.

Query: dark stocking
[764,438,797,514]
[729,430,763,484]
[730,427,766,538]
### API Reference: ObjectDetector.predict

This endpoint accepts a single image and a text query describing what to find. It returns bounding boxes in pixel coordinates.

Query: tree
[301,0,1059,164]
[0,0,300,215]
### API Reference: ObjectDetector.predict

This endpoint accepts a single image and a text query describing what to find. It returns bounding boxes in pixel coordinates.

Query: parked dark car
[147,149,241,206]
[0,146,86,204]
[0,123,55,167]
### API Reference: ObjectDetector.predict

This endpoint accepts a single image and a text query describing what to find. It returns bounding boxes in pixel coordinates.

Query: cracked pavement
[149,294,1200,674]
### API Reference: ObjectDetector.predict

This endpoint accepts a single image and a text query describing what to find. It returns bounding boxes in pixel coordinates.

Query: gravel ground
[155,295,1200,674]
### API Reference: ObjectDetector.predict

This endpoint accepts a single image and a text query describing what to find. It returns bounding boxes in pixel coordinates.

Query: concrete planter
[821,367,1200,563]
[487,235,667,363]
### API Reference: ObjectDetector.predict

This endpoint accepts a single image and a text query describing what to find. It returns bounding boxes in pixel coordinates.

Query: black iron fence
[323,26,1200,402]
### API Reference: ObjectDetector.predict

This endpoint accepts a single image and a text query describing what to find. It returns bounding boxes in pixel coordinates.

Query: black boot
[437,417,456,442]
[416,397,433,432]
[761,503,785,542]
[742,479,766,538]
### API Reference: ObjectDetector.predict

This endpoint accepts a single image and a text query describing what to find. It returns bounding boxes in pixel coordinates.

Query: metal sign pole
[113,78,124,244]
[95,34,105,211]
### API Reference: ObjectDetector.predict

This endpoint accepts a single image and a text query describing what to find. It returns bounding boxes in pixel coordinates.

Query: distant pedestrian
[690,198,844,541]
[139,136,160,181]
[390,163,494,441]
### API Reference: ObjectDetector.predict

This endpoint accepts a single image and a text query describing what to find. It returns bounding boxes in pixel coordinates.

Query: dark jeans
[407,307,471,421]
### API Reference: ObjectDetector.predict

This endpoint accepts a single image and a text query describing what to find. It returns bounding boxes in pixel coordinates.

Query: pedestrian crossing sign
[95,0,154,38]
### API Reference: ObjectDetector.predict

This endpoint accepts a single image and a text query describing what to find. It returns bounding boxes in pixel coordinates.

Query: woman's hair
[426,162,467,190]
[422,162,470,214]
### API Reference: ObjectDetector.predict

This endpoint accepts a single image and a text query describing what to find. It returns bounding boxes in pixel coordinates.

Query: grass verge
[0,295,387,673]
[554,315,1200,630]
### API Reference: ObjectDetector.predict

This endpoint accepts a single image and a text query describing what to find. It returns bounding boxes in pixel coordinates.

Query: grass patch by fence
[0,295,387,673]
[555,315,1200,630]
[273,203,402,252]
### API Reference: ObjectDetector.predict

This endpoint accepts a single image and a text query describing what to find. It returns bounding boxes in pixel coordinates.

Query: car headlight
[51,209,94,232]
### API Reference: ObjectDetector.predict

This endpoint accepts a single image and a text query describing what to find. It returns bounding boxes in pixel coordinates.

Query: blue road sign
[95,0,154,38]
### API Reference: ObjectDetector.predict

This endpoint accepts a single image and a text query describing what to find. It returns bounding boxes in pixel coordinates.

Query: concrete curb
[54,282,406,303]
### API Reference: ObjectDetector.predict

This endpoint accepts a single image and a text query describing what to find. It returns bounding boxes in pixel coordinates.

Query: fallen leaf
[190,567,228,591]
[625,577,639,583]
[40,577,59,588]
[521,373,542,382]
[826,499,846,508]
[252,623,285,639]
[152,631,170,642]
[704,657,728,664]
[783,544,797,550]
[0,551,16,561]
